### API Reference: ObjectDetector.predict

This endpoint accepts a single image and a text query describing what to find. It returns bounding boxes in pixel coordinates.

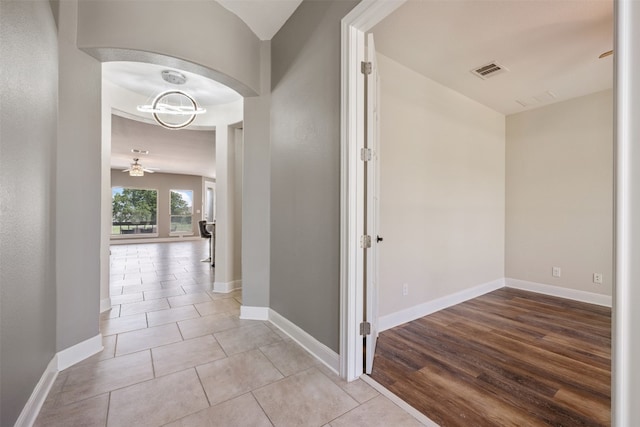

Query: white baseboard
[110,236,201,245]
[506,278,612,307]
[213,280,241,294]
[56,334,103,371]
[240,305,269,321]
[14,357,58,427]
[378,278,505,332]
[100,298,111,313]
[268,309,340,375]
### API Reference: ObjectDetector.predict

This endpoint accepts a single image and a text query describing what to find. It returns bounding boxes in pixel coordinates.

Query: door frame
[339,0,406,381]
[340,0,638,423]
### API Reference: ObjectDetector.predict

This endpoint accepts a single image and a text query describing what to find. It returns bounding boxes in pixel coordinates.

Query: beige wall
[111,170,205,239]
[506,90,614,296]
[377,53,506,318]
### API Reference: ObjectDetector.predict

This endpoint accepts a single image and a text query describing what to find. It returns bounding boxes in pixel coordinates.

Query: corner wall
[270,0,358,352]
[506,90,614,297]
[376,53,506,320]
[56,0,102,351]
[242,41,271,309]
[0,2,58,424]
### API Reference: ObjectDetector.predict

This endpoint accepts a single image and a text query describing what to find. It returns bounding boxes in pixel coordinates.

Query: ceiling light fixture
[122,158,156,177]
[129,161,144,177]
[136,70,206,130]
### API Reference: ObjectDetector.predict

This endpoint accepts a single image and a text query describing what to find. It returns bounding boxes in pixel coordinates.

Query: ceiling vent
[471,61,508,80]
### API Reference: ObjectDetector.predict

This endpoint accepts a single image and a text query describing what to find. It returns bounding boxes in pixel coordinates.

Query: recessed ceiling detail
[103,62,242,108]
[471,62,508,80]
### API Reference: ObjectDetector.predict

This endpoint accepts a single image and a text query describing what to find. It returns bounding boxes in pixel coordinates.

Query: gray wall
[242,41,272,308]
[111,170,206,239]
[270,0,358,352]
[0,2,58,425]
[76,0,261,96]
[56,0,102,351]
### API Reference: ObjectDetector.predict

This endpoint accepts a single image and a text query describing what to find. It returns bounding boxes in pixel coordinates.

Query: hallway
[34,241,423,426]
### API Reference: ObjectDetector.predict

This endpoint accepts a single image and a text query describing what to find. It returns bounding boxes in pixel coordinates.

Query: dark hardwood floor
[370,288,611,426]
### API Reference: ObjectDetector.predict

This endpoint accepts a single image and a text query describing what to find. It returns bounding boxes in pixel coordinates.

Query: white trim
[56,334,103,371]
[506,278,612,307]
[212,280,241,294]
[360,374,439,427]
[100,297,112,313]
[269,309,340,374]
[110,236,201,245]
[615,1,636,423]
[14,357,58,427]
[378,279,505,332]
[240,305,269,321]
[340,0,409,382]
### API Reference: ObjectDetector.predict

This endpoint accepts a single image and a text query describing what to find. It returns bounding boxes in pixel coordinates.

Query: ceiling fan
[122,158,156,176]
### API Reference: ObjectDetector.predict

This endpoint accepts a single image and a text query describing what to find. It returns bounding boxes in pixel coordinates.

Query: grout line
[194,367,212,407]
[104,392,111,427]
[250,390,277,426]
[150,348,157,378]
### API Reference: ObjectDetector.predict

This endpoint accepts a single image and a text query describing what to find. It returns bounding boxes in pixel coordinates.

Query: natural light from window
[170,189,193,234]
[111,187,158,235]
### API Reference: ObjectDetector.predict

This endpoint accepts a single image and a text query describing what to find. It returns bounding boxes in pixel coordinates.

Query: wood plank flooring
[370,288,611,426]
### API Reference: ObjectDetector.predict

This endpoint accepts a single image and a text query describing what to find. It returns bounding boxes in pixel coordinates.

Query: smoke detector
[471,61,508,80]
[161,70,187,85]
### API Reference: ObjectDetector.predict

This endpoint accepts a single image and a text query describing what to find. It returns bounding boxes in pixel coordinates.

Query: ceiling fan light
[129,163,144,177]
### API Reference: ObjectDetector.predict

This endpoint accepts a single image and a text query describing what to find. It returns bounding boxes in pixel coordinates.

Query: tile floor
[35,241,425,427]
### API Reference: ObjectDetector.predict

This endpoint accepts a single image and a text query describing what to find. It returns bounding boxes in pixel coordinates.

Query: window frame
[169,188,194,236]
[111,186,159,239]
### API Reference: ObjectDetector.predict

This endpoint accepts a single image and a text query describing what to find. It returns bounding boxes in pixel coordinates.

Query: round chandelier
[136,71,207,130]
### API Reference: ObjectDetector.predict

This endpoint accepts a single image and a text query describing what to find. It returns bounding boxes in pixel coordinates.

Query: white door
[365,33,381,375]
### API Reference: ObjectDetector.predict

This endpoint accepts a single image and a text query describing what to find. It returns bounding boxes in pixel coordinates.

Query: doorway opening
[341,0,622,424]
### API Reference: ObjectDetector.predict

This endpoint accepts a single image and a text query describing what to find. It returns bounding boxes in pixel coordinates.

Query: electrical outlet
[552,267,561,278]
[402,283,409,296]
[593,273,603,284]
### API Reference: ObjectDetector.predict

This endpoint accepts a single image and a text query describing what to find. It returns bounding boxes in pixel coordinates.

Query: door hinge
[360,147,372,162]
[361,61,372,75]
[360,321,371,336]
[360,235,372,248]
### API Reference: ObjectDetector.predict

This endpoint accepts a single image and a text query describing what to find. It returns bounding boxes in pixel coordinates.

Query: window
[170,189,193,234]
[112,187,157,235]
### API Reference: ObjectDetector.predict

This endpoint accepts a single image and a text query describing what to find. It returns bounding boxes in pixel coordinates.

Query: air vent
[471,61,508,80]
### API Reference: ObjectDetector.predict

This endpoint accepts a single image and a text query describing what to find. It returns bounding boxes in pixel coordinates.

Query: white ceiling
[371,0,614,115]
[217,0,303,40]
[103,62,242,107]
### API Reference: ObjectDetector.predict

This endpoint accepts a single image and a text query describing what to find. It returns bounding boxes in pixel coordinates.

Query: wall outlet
[402,283,409,296]
[593,273,603,284]
[552,267,561,278]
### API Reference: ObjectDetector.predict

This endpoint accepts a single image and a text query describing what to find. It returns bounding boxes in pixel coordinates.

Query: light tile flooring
[35,241,424,427]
